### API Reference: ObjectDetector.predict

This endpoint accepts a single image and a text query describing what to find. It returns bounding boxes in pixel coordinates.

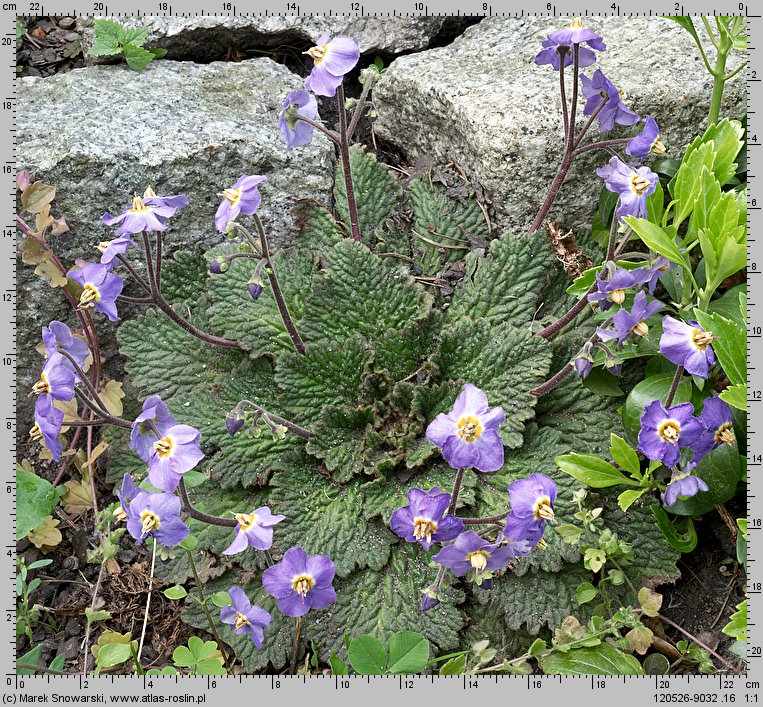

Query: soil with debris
[16,17,86,78]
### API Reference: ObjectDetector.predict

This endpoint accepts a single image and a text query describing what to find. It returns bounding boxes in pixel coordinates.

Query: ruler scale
[4,1,758,703]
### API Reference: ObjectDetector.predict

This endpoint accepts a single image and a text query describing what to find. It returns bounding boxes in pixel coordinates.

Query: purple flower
[663,465,709,507]
[581,69,640,133]
[626,116,666,159]
[247,283,264,301]
[508,474,557,525]
[223,506,286,555]
[114,473,144,523]
[588,265,651,309]
[226,414,245,437]
[534,19,606,70]
[637,400,704,467]
[42,321,89,375]
[304,34,360,97]
[433,531,517,577]
[67,262,124,322]
[597,291,664,347]
[262,547,336,618]
[146,424,204,493]
[209,257,229,275]
[420,590,440,612]
[280,89,319,149]
[694,395,735,462]
[98,235,137,265]
[596,157,658,221]
[644,255,675,295]
[32,353,75,402]
[659,316,717,378]
[30,394,64,461]
[220,586,271,648]
[574,352,593,380]
[102,189,187,235]
[130,395,178,464]
[426,383,505,472]
[503,512,544,556]
[389,487,464,551]
[125,491,190,547]
[215,175,267,233]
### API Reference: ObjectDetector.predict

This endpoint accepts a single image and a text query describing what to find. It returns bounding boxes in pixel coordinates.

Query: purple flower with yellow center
[694,395,735,462]
[503,512,545,556]
[223,506,286,555]
[426,383,505,472]
[280,89,319,150]
[508,473,557,525]
[303,34,360,97]
[125,491,190,547]
[102,188,187,235]
[644,254,675,295]
[42,321,89,376]
[389,487,464,551]
[597,291,664,347]
[215,175,267,233]
[31,353,75,402]
[659,316,717,378]
[663,464,709,507]
[98,235,137,265]
[637,400,703,467]
[596,157,658,221]
[30,393,64,461]
[114,473,144,523]
[67,262,123,322]
[534,18,606,70]
[433,531,517,577]
[588,265,651,309]
[626,116,666,159]
[130,395,178,464]
[220,586,271,648]
[262,547,336,618]
[147,424,205,493]
[581,69,640,133]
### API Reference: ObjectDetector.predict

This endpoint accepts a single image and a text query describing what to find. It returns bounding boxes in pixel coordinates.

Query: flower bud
[210,257,230,275]
[226,415,245,437]
[420,591,440,612]
[16,171,31,192]
[247,283,264,301]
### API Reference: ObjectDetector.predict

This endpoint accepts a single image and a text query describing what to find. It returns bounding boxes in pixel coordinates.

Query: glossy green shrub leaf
[555,453,639,488]
[621,374,693,444]
[540,643,644,675]
[694,305,746,386]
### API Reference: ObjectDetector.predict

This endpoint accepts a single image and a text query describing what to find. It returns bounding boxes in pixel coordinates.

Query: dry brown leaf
[28,516,63,551]
[62,478,92,515]
[34,258,68,288]
[99,381,125,417]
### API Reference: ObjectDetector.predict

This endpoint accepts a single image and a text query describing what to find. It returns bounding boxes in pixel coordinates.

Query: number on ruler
[94,1,104,9]
[350,1,359,9]
[159,1,168,9]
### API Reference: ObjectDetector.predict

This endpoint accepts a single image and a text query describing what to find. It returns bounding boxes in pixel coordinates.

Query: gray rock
[77,15,449,63]
[17,58,334,427]
[374,16,746,235]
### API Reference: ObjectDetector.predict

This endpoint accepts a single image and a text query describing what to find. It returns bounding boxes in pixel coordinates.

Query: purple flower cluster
[390,487,463,551]
[597,291,664,347]
[581,70,640,134]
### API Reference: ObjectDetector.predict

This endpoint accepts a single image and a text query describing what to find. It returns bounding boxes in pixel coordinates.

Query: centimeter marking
[4,1,759,701]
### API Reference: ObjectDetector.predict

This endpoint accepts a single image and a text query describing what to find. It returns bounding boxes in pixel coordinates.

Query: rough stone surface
[77,15,451,62]
[17,58,334,426]
[374,16,746,235]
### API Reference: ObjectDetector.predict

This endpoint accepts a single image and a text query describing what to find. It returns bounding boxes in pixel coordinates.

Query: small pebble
[58,17,76,29]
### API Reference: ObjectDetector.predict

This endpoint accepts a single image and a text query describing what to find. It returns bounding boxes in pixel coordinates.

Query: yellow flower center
[651,136,666,156]
[234,612,250,630]
[468,551,488,572]
[536,538,548,551]
[630,320,649,337]
[292,575,315,600]
[129,196,150,214]
[691,328,714,351]
[29,424,43,442]
[140,511,159,536]
[79,284,100,309]
[658,420,680,445]
[570,17,584,28]
[97,241,111,254]
[630,175,651,196]
[610,288,626,305]
[32,372,50,395]
[222,188,241,207]
[716,423,734,446]
[113,506,127,523]
[153,437,173,458]
[457,416,483,443]
[306,44,328,64]
[533,497,555,522]
[413,518,437,543]
[234,512,256,531]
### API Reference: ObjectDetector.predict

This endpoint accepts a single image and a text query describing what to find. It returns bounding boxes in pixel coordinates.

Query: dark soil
[16,17,86,78]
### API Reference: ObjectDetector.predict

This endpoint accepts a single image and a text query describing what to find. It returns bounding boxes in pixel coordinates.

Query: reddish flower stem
[462,511,510,525]
[664,366,685,408]
[336,85,362,243]
[447,468,466,516]
[178,479,237,527]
